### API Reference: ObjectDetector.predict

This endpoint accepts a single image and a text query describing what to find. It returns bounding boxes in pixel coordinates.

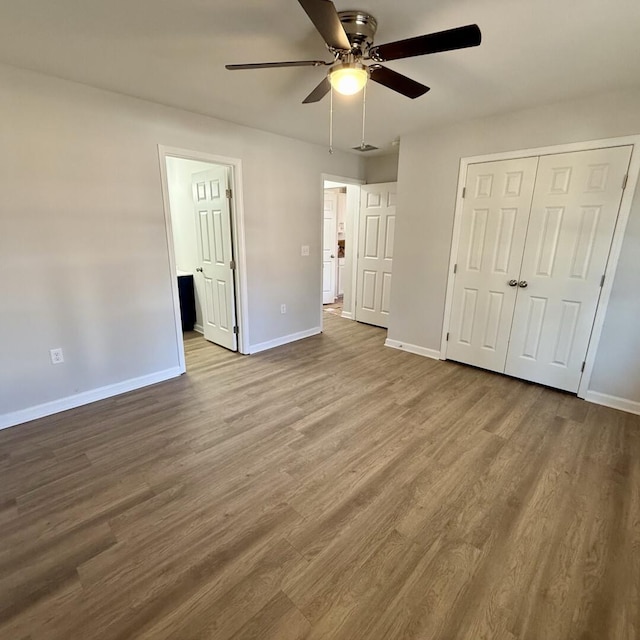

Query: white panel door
[323,191,337,304]
[447,158,539,372]
[192,167,237,351]
[355,183,396,328]
[505,146,632,391]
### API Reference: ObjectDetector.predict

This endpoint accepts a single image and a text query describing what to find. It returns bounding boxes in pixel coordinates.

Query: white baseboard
[341,311,354,320]
[0,366,184,431]
[583,390,640,416]
[249,327,321,354]
[193,324,204,334]
[384,338,441,360]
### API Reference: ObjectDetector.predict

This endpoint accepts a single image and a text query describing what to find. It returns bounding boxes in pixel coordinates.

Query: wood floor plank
[302,528,428,640]
[229,591,311,640]
[0,523,115,626]
[1,578,83,640]
[0,310,639,639]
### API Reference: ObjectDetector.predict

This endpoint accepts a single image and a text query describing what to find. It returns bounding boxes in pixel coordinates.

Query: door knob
[195,267,203,273]
[330,254,335,259]
[508,279,518,287]
[518,280,528,288]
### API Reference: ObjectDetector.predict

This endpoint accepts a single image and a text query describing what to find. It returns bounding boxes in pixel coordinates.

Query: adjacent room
[1,0,640,638]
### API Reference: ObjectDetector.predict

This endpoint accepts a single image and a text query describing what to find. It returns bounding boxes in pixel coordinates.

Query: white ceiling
[1,0,639,154]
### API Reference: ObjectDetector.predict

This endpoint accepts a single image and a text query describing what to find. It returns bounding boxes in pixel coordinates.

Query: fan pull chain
[328,87,334,154]
[360,83,367,150]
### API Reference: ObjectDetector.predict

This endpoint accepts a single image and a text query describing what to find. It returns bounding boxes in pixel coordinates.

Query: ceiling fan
[225,0,481,103]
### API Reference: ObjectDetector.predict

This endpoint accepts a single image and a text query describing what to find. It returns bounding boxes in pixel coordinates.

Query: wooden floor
[1,312,639,640]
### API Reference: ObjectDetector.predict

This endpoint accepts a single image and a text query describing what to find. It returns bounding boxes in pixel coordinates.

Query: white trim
[0,368,183,431]
[385,338,441,360]
[341,311,354,320]
[193,324,204,334]
[440,134,640,398]
[322,174,365,186]
[584,391,640,416]
[440,162,468,358]
[249,327,321,354]
[458,135,640,165]
[157,145,250,355]
[579,140,640,397]
[345,184,362,321]
[157,151,187,373]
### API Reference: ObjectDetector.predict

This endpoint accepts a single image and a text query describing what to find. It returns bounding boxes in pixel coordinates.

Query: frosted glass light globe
[328,63,369,96]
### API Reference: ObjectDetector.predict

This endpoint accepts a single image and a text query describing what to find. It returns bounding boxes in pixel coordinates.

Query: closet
[445,145,632,392]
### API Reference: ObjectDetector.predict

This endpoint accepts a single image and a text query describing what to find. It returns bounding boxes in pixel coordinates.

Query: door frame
[158,145,250,366]
[440,134,640,399]
[320,174,364,329]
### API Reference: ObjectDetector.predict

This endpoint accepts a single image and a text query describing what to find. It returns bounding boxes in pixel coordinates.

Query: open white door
[193,167,238,351]
[355,183,396,328]
[323,191,337,304]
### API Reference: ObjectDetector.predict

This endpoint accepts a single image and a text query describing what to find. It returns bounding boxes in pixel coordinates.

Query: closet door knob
[518,280,528,288]
[196,267,203,273]
[508,279,518,287]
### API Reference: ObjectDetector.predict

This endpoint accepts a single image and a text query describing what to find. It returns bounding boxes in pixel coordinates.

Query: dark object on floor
[177,274,196,331]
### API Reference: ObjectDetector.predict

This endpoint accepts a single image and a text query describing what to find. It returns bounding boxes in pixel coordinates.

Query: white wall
[364,153,399,183]
[166,157,214,330]
[0,64,362,427]
[389,87,640,404]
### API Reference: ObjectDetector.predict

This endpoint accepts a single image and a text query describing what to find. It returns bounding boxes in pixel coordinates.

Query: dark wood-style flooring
[1,311,639,639]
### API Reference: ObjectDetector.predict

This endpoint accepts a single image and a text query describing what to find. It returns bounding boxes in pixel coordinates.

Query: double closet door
[446,145,631,392]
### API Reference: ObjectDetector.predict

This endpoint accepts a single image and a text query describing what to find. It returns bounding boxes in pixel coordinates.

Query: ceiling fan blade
[369,65,430,99]
[297,0,351,51]
[226,60,331,70]
[369,24,481,62]
[302,77,331,104]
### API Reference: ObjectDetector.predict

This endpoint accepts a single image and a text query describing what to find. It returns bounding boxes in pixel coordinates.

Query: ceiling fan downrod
[360,82,367,151]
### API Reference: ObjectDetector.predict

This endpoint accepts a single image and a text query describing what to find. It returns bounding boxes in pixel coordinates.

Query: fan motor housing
[338,11,378,52]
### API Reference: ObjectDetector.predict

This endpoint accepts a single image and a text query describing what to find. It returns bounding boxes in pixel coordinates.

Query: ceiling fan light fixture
[328,62,369,96]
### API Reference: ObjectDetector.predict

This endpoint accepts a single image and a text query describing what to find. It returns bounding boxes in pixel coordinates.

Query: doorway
[322,185,344,306]
[159,146,249,371]
[321,175,363,328]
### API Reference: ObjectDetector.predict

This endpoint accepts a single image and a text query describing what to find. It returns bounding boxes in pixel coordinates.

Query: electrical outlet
[301,245,310,256]
[280,304,287,314]
[50,348,64,364]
